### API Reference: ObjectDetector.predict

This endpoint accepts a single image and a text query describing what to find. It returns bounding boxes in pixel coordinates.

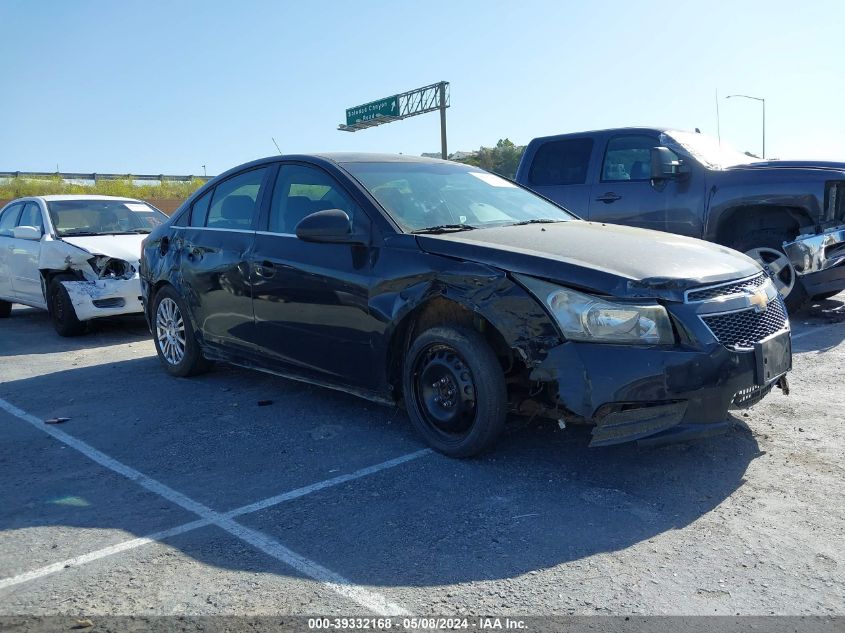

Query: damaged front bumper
[61,277,144,321]
[530,332,790,447]
[783,226,845,276]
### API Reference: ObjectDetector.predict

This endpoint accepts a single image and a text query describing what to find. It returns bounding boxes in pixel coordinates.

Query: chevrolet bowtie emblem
[746,286,769,312]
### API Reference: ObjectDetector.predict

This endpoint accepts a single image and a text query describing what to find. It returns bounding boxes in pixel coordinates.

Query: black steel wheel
[403,326,506,457]
[48,274,86,337]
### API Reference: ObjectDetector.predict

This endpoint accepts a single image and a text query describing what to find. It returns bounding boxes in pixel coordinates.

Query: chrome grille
[701,297,788,350]
[686,272,767,303]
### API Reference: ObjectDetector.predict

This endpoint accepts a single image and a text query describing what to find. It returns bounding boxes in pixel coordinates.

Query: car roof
[528,126,681,144]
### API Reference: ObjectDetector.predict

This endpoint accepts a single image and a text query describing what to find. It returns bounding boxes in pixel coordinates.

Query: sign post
[338,82,450,159]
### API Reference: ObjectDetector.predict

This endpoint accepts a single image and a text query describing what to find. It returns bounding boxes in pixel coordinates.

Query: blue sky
[1,0,843,175]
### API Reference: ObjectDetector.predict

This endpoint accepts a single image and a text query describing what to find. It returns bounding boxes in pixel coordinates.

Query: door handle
[254,261,276,278]
[595,192,622,203]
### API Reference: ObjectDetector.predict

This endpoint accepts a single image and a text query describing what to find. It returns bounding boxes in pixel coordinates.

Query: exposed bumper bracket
[783,227,845,275]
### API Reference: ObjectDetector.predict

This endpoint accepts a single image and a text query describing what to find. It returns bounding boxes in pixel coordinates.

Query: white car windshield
[344,161,575,233]
[663,130,759,169]
[47,200,168,236]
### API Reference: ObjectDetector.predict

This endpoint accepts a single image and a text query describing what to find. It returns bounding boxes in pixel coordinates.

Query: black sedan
[140,154,791,456]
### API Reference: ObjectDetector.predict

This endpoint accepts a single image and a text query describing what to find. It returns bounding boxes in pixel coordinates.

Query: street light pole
[726,94,766,159]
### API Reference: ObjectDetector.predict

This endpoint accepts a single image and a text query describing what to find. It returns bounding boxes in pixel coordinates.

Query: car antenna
[271,137,282,154]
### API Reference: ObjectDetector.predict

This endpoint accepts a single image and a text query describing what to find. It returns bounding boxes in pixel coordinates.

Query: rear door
[0,202,25,301]
[9,201,47,305]
[520,137,596,216]
[178,166,271,351]
[588,134,703,237]
[249,162,379,387]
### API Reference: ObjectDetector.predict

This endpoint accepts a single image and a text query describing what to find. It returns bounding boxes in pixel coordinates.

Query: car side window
[188,188,213,227]
[528,139,593,186]
[0,203,24,237]
[18,202,44,234]
[205,167,268,230]
[601,135,663,182]
[268,164,358,234]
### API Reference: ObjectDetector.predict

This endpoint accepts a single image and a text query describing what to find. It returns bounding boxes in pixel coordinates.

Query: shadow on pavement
[0,353,760,587]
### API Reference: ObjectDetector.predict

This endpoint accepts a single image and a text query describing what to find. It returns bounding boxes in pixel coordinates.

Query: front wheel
[403,326,507,457]
[730,230,808,312]
[152,285,211,377]
[48,275,86,337]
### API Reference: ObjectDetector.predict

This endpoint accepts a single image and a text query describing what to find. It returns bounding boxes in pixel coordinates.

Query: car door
[178,166,270,351]
[249,162,379,388]
[522,137,595,216]
[0,202,25,301]
[9,201,46,305]
[588,134,704,237]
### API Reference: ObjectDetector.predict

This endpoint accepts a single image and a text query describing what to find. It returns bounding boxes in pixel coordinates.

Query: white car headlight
[517,275,675,345]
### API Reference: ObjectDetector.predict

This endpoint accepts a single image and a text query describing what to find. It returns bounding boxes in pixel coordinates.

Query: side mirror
[295,209,363,244]
[650,147,691,180]
[12,226,42,241]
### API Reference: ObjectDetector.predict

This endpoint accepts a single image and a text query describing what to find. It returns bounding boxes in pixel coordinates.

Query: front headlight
[517,275,675,345]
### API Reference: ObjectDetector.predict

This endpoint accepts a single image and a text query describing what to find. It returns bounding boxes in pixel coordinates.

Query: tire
[812,290,841,301]
[152,285,211,377]
[0,300,11,318]
[48,275,87,337]
[730,230,808,312]
[403,325,507,457]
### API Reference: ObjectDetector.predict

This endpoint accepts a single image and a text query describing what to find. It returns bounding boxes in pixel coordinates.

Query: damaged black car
[140,154,792,457]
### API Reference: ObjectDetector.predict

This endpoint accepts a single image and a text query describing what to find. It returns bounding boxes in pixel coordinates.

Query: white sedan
[0,195,168,336]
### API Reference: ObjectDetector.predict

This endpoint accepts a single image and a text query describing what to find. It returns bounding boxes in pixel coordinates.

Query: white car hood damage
[61,234,145,265]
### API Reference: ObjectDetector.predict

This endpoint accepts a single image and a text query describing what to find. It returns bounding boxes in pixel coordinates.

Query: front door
[249,162,378,388]
[178,166,270,350]
[588,134,703,238]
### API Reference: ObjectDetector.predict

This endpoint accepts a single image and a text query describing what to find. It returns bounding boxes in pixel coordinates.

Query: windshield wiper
[411,224,478,234]
[510,218,565,226]
[60,230,100,237]
[114,229,152,234]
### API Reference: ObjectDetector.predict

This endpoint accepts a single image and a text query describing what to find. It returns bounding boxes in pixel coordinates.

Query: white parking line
[0,396,427,615]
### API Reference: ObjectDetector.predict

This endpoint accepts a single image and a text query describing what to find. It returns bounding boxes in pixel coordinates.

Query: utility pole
[439,81,448,160]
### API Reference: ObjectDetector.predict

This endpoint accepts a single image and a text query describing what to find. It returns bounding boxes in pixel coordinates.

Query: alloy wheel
[744,246,796,299]
[156,297,186,365]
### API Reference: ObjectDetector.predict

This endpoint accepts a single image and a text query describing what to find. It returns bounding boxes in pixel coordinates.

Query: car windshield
[663,130,759,169]
[343,161,575,232]
[47,200,168,236]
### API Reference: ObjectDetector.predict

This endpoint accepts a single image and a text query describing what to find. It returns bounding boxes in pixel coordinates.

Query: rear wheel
[730,230,808,312]
[0,300,11,318]
[403,326,507,457]
[152,285,211,377]
[48,275,86,337]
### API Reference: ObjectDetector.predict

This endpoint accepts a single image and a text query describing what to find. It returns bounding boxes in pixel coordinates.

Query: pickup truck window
[601,135,660,182]
[528,138,593,186]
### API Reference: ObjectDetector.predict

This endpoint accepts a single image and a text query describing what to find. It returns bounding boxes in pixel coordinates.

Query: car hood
[726,159,845,173]
[60,234,145,263]
[415,221,760,301]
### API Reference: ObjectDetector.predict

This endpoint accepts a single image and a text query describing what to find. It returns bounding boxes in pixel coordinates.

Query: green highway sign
[345,95,399,126]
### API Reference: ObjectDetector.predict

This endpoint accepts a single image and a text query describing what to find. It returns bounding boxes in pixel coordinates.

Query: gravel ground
[0,296,843,619]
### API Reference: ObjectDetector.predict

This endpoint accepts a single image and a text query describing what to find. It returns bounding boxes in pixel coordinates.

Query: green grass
[0,176,206,200]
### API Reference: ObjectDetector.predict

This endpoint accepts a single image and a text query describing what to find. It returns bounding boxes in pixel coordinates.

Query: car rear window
[528,138,594,186]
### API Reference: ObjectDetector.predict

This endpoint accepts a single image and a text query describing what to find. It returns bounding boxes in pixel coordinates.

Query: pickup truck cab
[515,127,845,310]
